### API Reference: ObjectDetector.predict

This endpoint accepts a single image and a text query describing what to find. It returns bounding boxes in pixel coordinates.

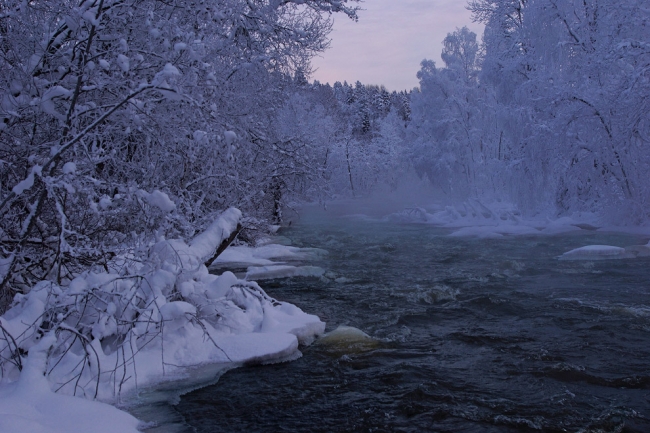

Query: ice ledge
[0,208,325,433]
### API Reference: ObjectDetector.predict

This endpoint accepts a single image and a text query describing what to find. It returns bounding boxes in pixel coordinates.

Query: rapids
[141,208,650,432]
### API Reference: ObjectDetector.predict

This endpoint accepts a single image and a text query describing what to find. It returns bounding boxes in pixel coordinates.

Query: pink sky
[311,0,484,91]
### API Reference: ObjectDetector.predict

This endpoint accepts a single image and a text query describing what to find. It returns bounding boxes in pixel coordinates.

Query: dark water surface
[166,212,650,432]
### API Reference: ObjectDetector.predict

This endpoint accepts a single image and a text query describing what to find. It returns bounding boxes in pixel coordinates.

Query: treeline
[292,79,411,196]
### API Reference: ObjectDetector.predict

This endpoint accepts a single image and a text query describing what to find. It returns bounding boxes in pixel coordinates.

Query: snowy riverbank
[318,198,650,239]
[0,209,325,432]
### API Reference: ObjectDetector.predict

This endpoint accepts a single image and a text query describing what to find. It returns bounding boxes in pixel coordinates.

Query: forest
[0,0,648,430]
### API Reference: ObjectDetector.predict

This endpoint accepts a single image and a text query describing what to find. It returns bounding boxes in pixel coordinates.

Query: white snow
[559,245,637,260]
[224,130,237,145]
[152,63,180,87]
[138,189,176,212]
[12,165,41,195]
[0,254,13,282]
[42,86,72,101]
[0,334,142,433]
[98,196,112,210]
[116,54,130,72]
[193,130,207,143]
[81,10,99,26]
[213,242,328,281]
[0,208,325,433]
[377,201,605,239]
[62,162,76,175]
[448,224,540,239]
[190,207,240,261]
[213,243,327,267]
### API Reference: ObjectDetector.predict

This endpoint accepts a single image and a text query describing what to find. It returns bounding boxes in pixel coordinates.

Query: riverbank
[0,209,325,432]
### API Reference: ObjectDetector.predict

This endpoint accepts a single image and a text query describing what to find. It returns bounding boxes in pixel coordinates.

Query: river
[143,206,650,432]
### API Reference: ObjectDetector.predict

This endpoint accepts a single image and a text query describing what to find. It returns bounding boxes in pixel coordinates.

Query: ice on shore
[0,208,325,433]
[213,239,329,282]
[0,334,141,433]
[213,244,327,267]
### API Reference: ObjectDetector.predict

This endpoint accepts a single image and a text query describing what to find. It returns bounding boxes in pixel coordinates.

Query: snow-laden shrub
[0,208,323,400]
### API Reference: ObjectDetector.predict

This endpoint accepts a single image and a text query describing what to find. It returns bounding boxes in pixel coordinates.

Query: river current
[144,208,650,432]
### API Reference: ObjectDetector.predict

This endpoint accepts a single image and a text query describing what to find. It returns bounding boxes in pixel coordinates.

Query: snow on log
[190,207,242,265]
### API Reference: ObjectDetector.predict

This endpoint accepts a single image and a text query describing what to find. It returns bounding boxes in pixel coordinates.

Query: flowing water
[145,208,650,432]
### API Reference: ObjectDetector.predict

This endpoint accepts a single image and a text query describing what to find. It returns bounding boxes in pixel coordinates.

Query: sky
[311,0,484,92]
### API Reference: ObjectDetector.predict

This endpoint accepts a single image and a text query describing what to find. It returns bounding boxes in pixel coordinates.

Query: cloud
[311,0,484,91]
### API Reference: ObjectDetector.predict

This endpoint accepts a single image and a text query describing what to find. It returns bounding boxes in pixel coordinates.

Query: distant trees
[304,80,411,197]
[0,0,359,310]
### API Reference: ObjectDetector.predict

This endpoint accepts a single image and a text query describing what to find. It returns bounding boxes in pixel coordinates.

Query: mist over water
[151,206,650,432]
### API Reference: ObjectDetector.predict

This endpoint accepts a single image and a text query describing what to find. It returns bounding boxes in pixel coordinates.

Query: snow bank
[212,243,327,267]
[0,208,325,432]
[0,335,141,433]
[213,242,329,282]
[448,224,540,239]
[316,325,379,354]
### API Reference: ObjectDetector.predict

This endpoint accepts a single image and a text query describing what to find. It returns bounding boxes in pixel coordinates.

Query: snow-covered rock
[559,245,636,261]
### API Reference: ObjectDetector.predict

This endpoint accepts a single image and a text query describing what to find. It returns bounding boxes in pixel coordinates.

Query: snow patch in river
[213,242,329,282]
[559,240,650,261]
[559,245,635,260]
[213,244,327,268]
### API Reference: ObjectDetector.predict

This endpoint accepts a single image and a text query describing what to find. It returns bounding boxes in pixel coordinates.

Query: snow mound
[0,208,325,428]
[317,326,379,354]
[213,244,327,267]
[559,242,650,261]
[559,245,636,261]
[138,189,176,212]
[0,334,141,433]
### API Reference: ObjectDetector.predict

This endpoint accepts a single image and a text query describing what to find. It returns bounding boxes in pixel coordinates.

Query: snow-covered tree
[0,0,359,309]
[407,0,649,221]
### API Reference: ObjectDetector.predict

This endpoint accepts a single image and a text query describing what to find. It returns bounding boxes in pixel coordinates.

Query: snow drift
[0,208,325,428]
